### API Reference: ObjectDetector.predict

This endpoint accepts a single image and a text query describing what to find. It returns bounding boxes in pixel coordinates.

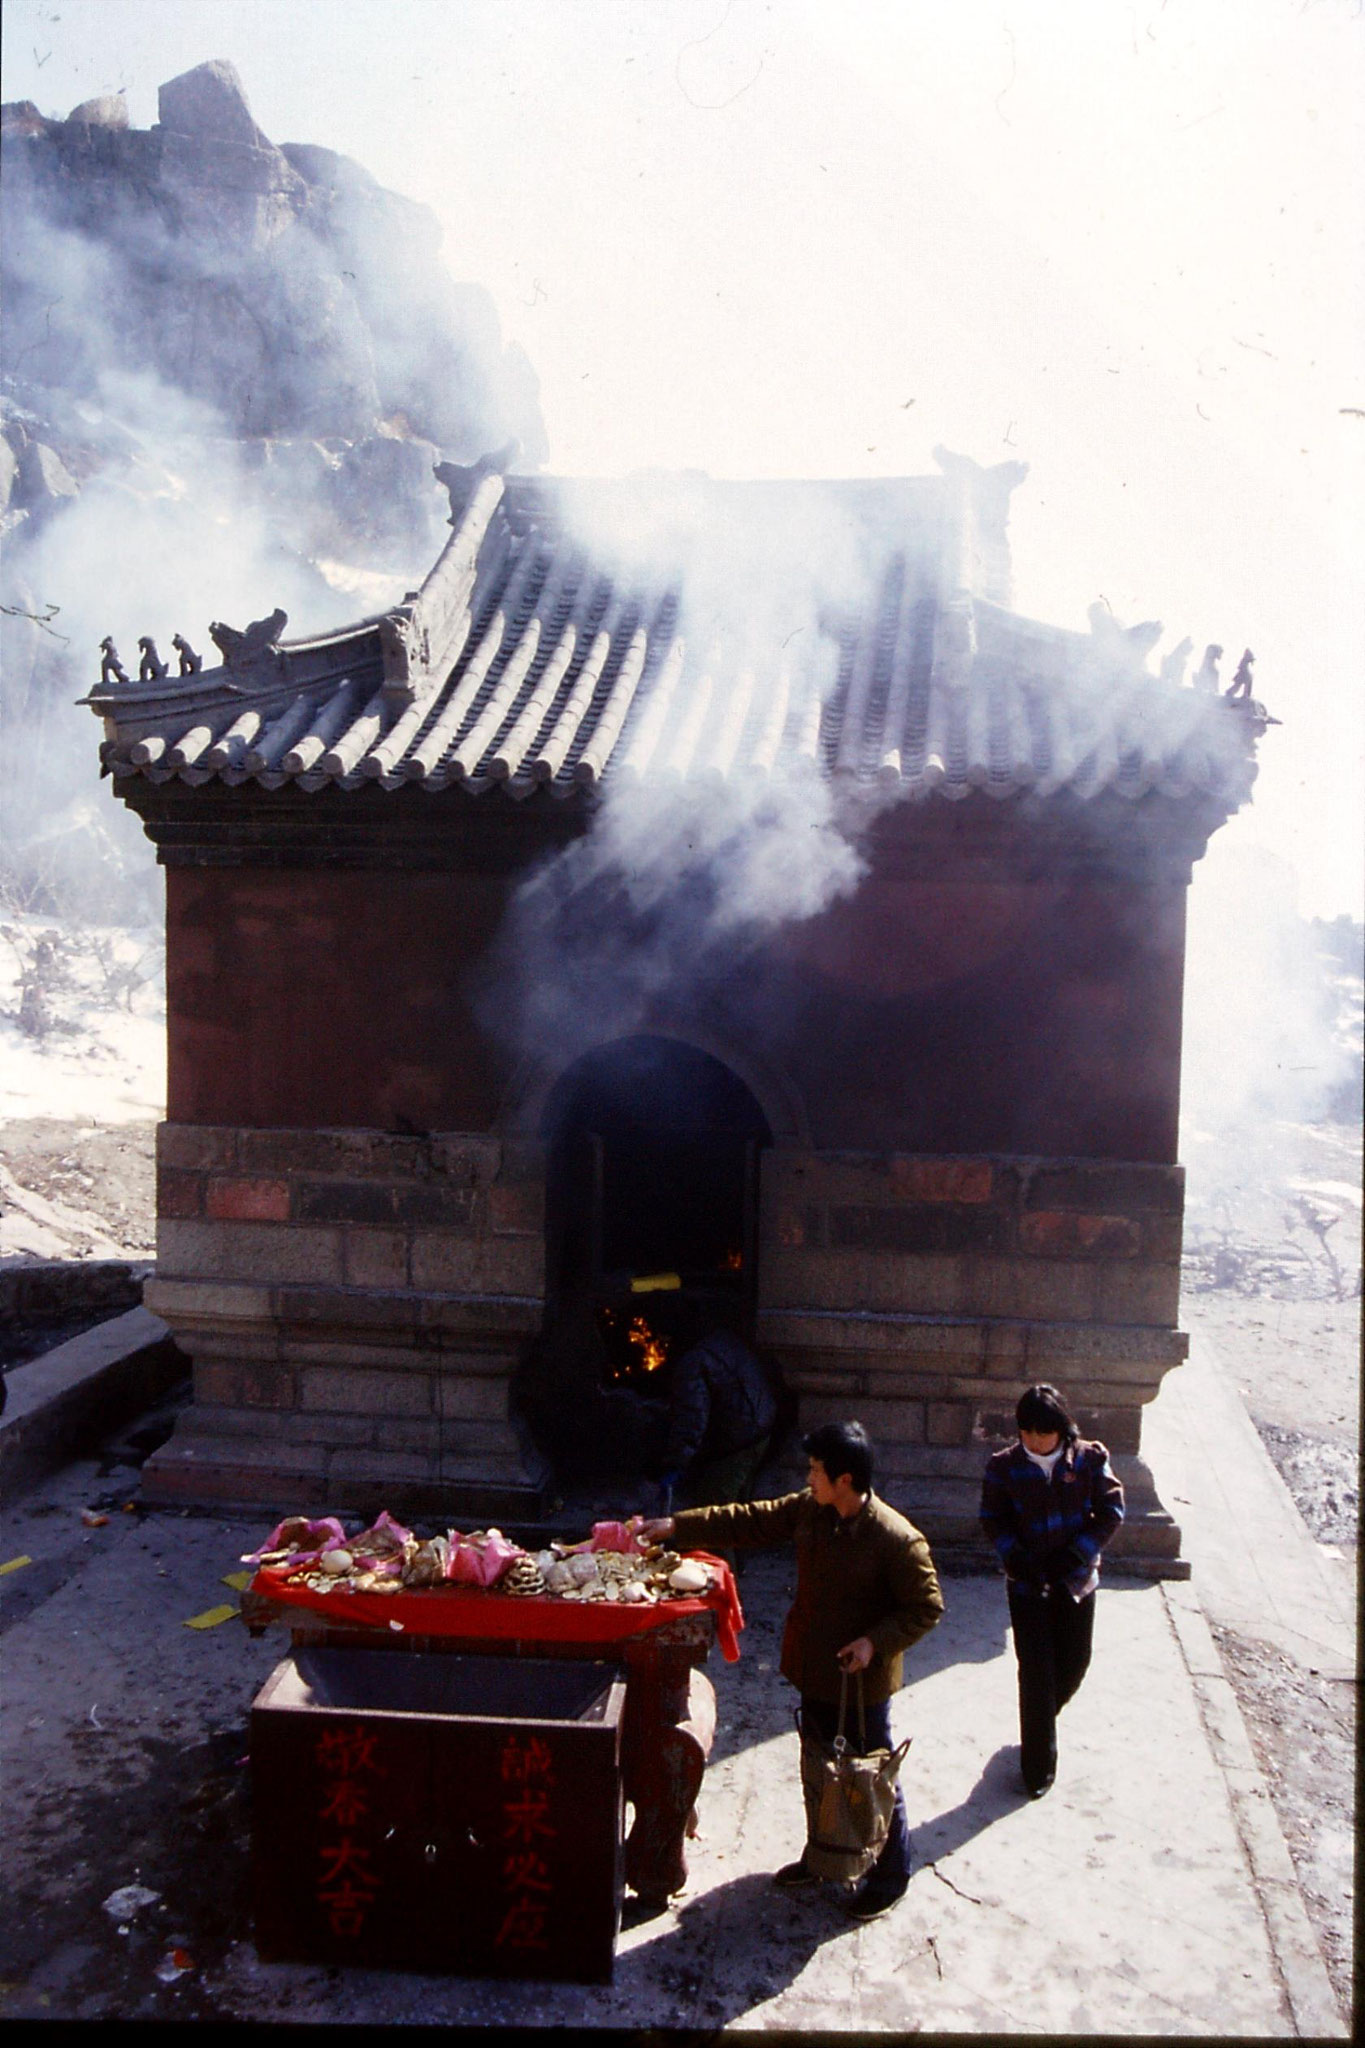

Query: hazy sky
[4,0,1362,917]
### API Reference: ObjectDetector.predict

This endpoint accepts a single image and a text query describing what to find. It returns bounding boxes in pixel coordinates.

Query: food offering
[242,1511,720,1606]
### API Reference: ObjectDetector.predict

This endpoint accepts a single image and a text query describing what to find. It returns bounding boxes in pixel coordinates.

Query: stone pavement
[0,1333,1352,2032]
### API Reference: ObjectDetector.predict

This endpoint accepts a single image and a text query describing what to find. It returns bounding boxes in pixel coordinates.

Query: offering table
[242,1555,741,1906]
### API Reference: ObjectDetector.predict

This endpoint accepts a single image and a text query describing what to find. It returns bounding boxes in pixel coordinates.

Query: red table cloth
[249,1551,744,1661]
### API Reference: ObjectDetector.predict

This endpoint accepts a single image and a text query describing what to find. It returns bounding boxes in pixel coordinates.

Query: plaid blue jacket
[980,1438,1124,1599]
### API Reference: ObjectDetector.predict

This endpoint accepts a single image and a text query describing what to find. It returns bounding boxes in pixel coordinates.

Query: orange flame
[628,1316,668,1373]
[722,1248,743,1272]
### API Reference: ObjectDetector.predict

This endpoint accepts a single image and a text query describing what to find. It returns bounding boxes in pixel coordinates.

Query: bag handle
[834,1668,869,1753]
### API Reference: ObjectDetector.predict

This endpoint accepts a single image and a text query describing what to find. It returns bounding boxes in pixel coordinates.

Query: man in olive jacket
[641,1418,943,1919]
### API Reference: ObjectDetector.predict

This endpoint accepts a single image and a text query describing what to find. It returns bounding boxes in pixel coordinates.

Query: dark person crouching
[980,1384,1124,1799]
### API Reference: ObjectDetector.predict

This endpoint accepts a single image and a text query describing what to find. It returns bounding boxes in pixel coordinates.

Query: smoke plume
[0,59,546,917]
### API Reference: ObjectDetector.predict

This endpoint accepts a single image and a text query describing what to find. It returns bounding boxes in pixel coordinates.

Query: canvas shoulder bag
[797,1671,912,1884]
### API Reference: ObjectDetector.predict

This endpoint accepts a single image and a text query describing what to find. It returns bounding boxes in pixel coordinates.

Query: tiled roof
[85,459,1269,811]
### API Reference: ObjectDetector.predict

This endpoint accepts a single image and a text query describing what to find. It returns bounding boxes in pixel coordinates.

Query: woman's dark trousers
[1007,1584,1095,1792]
[799,1694,912,1891]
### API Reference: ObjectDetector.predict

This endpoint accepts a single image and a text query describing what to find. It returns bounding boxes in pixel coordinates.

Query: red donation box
[251,1647,626,1982]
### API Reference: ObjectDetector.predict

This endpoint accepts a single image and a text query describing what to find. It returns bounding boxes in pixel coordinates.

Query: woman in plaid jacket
[980,1383,1124,1798]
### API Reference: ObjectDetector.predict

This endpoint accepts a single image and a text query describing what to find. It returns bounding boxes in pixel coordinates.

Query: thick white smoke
[480,474,892,1059]
[1,61,544,917]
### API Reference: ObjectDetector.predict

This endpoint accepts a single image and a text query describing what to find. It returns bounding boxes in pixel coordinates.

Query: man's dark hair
[1015,1383,1078,1443]
[803,1419,873,1493]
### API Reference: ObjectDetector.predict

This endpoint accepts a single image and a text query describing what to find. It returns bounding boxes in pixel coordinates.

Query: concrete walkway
[1144,1324,1356,1678]
[0,1329,1352,2031]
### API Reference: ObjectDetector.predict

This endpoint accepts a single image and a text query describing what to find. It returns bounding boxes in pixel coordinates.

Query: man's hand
[837,1635,874,1674]
[639,1516,676,1542]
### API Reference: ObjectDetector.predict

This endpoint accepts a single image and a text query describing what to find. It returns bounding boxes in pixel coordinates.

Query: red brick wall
[165,862,1187,1163]
[165,866,516,1130]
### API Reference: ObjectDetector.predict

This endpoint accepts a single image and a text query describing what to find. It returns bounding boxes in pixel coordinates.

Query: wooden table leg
[621,1657,717,1902]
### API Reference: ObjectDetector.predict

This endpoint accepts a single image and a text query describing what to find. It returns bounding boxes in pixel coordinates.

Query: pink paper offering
[350,1509,412,1563]
[241,1515,348,1572]
[443,1530,524,1587]
[588,1517,648,1555]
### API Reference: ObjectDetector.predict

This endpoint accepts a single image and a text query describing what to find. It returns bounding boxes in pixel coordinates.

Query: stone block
[1030,1322,1186,1368]
[795,1392,870,1430]
[192,1360,295,1409]
[430,1134,502,1183]
[205,1176,292,1223]
[343,1228,410,1289]
[760,1248,965,1315]
[237,1128,354,1175]
[372,1416,443,1453]
[393,1185,477,1229]
[275,1411,373,1449]
[236,1128,430,1178]
[1084,1406,1144,1454]
[438,1449,530,1484]
[889,1158,996,1204]
[960,1256,1098,1322]
[299,1364,432,1417]
[852,1398,928,1445]
[1018,1211,1141,1259]
[158,1219,343,1286]
[158,1426,328,1475]
[141,1446,329,1509]
[783,1367,865,1395]
[416,1301,544,1348]
[927,1401,972,1447]
[974,1404,1018,1445]
[281,1338,420,1369]
[327,1447,442,1487]
[434,1420,522,1459]
[1096,1261,1182,1327]
[186,1328,281,1363]
[1023,1161,1184,1215]
[830,1205,1005,1255]
[295,1179,398,1225]
[411,1233,544,1296]
[983,1322,1030,1374]
[157,1166,205,1218]
[144,1276,274,1324]
[499,1138,546,1182]
[437,1374,512,1422]
[1142,1214,1186,1261]
[275,1286,419,1332]
[488,1181,544,1236]
[157,1123,238,1171]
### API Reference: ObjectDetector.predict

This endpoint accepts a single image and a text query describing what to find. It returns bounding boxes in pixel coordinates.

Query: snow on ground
[0,916,166,1126]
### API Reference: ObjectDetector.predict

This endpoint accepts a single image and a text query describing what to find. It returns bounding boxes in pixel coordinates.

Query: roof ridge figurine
[138,636,168,682]
[208,607,289,667]
[98,635,128,685]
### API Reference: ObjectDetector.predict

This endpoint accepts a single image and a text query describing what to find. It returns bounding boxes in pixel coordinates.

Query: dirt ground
[1,1111,1359,2012]
[1178,1280,1359,2018]
[0,1117,156,1262]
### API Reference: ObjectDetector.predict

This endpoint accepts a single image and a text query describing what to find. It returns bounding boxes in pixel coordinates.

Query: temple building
[85,449,1269,1569]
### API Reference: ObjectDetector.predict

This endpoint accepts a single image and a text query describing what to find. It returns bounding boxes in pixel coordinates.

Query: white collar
[1022,1443,1065,1476]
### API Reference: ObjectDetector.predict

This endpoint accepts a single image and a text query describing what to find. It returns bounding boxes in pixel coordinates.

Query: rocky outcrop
[0,58,546,457]
[0,58,548,917]
[157,57,274,149]
[66,94,130,130]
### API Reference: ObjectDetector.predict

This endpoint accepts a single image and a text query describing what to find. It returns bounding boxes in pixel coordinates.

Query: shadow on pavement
[620,1867,856,2024]
[907,1743,1026,1879]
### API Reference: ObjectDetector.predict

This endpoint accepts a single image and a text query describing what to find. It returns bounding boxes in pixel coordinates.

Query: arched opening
[516,1034,773,1485]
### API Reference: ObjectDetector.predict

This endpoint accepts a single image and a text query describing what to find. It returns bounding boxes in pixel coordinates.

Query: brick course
[1018,1211,1141,1258]
[157,1166,205,1218]
[830,1204,1006,1255]
[205,1176,291,1222]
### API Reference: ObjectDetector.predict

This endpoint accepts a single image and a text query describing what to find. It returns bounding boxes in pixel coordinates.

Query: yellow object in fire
[630,1272,681,1293]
